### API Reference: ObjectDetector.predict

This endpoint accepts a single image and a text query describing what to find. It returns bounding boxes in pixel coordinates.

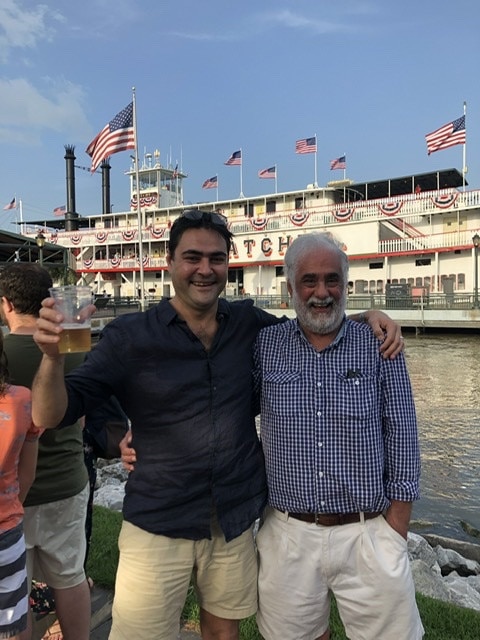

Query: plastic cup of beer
[48,285,93,354]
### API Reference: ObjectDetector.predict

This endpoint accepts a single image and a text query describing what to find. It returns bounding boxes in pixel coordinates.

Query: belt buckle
[314,512,322,526]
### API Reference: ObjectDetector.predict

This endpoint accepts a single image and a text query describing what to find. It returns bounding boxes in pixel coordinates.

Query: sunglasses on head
[182,209,228,227]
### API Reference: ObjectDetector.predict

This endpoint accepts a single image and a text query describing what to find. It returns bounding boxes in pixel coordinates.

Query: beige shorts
[24,483,89,590]
[110,518,258,640]
[257,507,424,640]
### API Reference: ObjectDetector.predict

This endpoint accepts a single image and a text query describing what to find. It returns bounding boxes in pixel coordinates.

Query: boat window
[266,200,276,214]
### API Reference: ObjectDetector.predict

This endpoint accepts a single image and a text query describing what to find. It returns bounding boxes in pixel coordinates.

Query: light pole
[35,231,45,265]
[473,233,480,309]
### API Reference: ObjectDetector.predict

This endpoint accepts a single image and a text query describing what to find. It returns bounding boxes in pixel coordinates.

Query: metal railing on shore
[93,292,480,315]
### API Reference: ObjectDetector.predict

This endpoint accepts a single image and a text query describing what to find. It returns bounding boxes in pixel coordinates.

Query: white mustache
[307,296,335,308]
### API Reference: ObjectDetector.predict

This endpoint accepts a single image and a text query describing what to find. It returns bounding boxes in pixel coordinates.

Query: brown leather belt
[288,511,382,526]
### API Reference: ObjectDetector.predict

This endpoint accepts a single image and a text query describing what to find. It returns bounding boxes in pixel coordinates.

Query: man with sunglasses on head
[30,210,402,640]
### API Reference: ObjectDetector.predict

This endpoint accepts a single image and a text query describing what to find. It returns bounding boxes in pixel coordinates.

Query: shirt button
[317,411,321,417]
[317,382,322,387]
[320,500,326,506]
[319,471,324,478]
[318,442,323,447]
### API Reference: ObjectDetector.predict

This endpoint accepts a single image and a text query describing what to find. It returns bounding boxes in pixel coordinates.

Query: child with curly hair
[0,331,41,639]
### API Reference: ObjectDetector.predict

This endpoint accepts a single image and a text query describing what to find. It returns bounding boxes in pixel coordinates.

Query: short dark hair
[0,263,53,317]
[168,209,233,258]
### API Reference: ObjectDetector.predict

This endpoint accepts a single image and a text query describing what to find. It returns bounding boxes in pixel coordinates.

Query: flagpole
[343,152,346,181]
[314,134,318,187]
[132,87,146,311]
[462,101,467,191]
[216,175,219,202]
[275,165,278,194]
[240,148,244,198]
[19,198,24,234]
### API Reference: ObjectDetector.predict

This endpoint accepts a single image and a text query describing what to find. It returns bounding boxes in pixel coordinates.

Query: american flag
[3,197,16,210]
[172,164,178,178]
[425,115,466,155]
[86,102,135,172]
[202,176,218,189]
[330,155,346,170]
[295,137,316,154]
[53,205,66,216]
[258,166,276,179]
[225,150,242,166]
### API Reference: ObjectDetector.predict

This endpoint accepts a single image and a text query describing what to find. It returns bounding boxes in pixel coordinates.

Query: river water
[404,332,480,542]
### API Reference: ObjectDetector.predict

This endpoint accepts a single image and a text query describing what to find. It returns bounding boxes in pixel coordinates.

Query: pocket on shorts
[378,514,408,549]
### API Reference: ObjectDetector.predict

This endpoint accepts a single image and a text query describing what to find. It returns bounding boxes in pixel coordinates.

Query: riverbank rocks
[93,461,480,612]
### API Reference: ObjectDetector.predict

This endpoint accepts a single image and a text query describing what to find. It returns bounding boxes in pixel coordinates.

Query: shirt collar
[293,315,347,349]
[158,297,231,326]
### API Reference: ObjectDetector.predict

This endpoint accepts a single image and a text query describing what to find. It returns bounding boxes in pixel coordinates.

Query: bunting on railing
[110,256,121,268]
[122,229,137,241]
[431,193,458,209]
[250,218,268,231]
[49,233,58,244]
[150,227,166,239]
[289,211,310,226]
[130,193,158,209]
[95,231,108,243]
[378,202,403,217]
[137,254,149,267]
[70,233,82,245]
[333,208,355,222]
[83,257,94,269]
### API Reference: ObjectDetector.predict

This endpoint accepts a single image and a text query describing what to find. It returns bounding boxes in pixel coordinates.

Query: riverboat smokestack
[64,145,79,231]
[101,160,111,215]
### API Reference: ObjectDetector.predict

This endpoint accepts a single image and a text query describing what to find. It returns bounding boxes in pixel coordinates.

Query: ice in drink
[58,324,91,354]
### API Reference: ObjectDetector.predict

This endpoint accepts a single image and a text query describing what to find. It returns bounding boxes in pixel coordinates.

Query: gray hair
[284,233,349,284]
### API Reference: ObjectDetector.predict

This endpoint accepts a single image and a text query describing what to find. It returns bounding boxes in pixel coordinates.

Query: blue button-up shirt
[254,318,421,514]
[61,298,278,541]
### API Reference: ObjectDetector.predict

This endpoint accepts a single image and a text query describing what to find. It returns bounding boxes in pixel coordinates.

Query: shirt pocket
[332,372,378,422]
[262,370,303,416]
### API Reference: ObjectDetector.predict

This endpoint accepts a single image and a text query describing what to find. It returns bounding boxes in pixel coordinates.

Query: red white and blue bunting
[378,202,403,217]
[333,208,355,222]
[150,227,166,239]
[110,256,121,268]
[95,231,108,243]
[49,233,58,244]
[130,193,158,209]
[431,193,458,209]
[122,229,137,242]
[289,211,310,226]
[83,257,94,269]
[250,218,268,231]
[70,233,82,245]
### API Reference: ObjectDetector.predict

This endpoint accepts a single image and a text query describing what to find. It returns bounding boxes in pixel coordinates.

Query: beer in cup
[49,285,93,353]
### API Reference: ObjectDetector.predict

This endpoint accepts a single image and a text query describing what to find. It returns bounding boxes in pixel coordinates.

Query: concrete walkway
[32,585,201,639]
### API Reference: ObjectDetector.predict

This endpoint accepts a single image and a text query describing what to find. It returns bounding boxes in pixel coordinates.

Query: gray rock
[434,545,480,577]
[443,572,480,611]
[410,559,452,601]
[408,532,441,574]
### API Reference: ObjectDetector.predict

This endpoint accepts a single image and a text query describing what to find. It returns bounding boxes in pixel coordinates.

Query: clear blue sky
[1,0,479,231]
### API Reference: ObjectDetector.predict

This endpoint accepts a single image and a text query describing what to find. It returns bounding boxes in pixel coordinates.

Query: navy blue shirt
[62,298,278,541]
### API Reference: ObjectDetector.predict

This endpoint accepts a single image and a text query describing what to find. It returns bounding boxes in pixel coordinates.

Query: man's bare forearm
[32,354,69,428]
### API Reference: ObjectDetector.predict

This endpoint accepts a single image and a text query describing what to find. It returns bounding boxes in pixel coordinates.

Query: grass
[88,506,480,639]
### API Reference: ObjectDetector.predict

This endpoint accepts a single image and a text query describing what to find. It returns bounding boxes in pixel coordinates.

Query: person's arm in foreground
[18,438,39,503]
[349,309,403,359]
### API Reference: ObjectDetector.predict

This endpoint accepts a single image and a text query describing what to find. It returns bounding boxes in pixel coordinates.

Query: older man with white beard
[254,233,424,640]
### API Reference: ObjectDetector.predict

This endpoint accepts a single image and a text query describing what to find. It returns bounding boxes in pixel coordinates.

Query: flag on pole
[258,166,276,179]
[202,176,218,189]
[172,163,178,178]
[224,150,242,166]
[295,137,317,154]
[3,197,16,210]
[53,205,66,216]
[425,115,466,155]
[86,102,135,172]
[330,155,346,170]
